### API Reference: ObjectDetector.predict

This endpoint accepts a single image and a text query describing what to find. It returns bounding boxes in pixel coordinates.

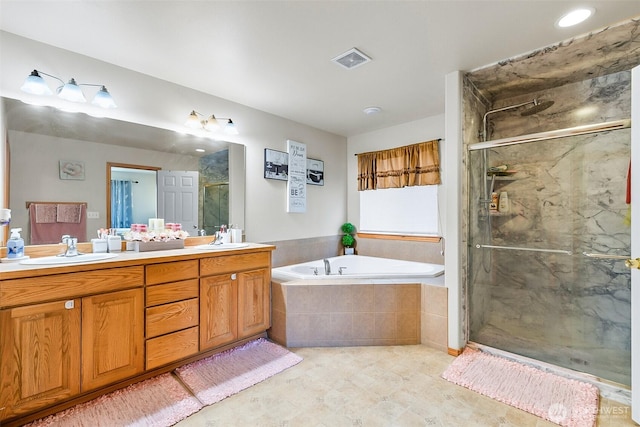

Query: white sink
[194,243,250,250]
[20,253,119,265]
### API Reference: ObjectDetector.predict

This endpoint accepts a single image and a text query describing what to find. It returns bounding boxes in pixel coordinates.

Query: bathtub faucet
[323,258,331,275]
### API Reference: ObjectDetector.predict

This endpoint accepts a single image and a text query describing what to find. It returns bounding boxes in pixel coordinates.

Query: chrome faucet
[323,258,331,275]
[210,231,224,245]
[60,235,79,257]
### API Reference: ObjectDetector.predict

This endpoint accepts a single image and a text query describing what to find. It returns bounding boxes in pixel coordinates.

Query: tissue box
[131,240,185,252]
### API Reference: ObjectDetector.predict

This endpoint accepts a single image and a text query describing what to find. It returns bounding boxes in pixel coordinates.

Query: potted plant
[341,222,356,255]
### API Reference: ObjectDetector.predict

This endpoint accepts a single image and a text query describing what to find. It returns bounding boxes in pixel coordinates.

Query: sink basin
[194,243,250,250]
[20,253,119,265]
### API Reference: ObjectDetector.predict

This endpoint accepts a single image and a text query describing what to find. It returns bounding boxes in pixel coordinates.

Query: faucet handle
[61,234,70,243]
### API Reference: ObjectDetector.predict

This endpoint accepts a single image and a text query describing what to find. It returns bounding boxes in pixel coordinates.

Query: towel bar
[475,244,572,255]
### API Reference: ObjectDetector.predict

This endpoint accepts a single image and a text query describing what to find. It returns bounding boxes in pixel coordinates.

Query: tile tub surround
[266,235,445,268]
[269,277,446,349]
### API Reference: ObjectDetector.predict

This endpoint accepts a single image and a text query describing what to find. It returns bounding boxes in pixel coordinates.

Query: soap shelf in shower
[486,171,518,181]
[489,212,518,216]
[487,170,517,176]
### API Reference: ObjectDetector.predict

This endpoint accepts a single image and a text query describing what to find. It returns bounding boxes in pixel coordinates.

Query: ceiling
[1,1,639,138]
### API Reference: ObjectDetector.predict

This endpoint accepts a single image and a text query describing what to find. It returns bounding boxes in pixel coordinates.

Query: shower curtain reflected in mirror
[468,128,631,386]
[110,180,133,228]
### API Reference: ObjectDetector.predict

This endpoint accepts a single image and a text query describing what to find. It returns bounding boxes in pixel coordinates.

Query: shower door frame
[630,64,639,423]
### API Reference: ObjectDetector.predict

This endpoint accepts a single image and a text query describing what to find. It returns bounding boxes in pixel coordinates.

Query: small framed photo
[59,160,85,180]
[264,149,289,181]
[306,158,324,186]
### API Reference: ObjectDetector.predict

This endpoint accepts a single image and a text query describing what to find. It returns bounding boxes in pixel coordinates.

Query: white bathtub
[271,255,444,281]
[269,255,446,348]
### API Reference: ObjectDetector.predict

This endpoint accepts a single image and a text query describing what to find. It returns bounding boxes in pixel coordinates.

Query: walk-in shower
[468,119,632,387]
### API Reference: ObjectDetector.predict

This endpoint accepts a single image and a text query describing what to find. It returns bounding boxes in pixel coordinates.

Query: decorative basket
[131,240,185,252]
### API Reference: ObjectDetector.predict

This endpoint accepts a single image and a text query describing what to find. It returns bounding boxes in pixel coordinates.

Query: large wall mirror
[3,97,245,245]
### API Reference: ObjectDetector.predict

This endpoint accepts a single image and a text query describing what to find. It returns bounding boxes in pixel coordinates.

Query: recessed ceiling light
[195,148,205,153]
[556,8,594,28]
[363,106,382,115]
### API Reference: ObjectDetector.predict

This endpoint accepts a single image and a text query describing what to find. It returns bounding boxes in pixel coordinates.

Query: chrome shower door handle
[625,258,640,269]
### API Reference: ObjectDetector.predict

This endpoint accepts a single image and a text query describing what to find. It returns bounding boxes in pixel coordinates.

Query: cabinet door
[238,269,271,338]
[200,274,237,350]
[82,288,144,391]
[0,299,81,421]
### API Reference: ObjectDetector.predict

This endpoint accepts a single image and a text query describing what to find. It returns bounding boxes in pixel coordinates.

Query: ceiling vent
[332,48,371,70]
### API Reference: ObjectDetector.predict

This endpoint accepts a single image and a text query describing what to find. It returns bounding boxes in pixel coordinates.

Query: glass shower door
[468,127,631,386]
[202,183,229,236]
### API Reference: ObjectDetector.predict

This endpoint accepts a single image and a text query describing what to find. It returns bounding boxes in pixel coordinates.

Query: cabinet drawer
[1,266,144,308]
[146,326,199,370]
[200,252,270,277]
[146,260,198,285]
[146,298,199,338]
[146,279,199,307]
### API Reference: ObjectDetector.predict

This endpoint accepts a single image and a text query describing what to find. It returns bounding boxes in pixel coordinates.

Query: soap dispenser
[7,228,24,259]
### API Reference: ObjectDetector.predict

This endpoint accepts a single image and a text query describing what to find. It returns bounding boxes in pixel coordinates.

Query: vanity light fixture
[21,70,117,108]
[185,110,238,134]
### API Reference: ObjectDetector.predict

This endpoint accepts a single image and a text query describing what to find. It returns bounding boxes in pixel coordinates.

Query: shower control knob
[624,258,640,269]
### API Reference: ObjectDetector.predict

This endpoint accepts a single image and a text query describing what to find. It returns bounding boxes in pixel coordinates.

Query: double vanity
[0,242,274,426]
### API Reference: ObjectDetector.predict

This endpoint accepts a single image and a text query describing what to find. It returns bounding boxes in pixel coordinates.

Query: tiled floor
[176,345,635,426]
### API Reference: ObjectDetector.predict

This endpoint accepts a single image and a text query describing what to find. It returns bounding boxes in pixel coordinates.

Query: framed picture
[306,158,324,186]
[59,160,85,180]
[264,149,289,181]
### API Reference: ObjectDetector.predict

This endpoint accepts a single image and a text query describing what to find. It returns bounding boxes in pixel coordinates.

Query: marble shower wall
[462,16,638,385]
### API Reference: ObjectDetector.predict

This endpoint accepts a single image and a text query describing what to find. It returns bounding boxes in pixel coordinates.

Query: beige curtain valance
[356,139,441,191]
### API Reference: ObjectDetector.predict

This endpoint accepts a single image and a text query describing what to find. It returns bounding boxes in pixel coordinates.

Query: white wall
[0,31,347,243]
[346,115,446,232]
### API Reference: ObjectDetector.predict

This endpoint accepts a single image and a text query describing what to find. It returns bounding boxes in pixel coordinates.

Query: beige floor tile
[176,344,632,427]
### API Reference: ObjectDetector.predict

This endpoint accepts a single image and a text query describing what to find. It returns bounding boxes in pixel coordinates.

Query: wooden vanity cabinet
[81,288,144,391]
[0,246,274,425]
[0,267,144,421]
[200,252,271,351]
[200,273,238,350]
[144,260,200,370]
[237,268,271,338]
[0,299,81,420]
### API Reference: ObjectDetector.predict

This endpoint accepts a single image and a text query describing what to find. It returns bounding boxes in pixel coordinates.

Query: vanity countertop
[0,242,275,280]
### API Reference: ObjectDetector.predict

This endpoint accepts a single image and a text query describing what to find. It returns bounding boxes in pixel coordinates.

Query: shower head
[481,98,555,141]
[520,99,554,116]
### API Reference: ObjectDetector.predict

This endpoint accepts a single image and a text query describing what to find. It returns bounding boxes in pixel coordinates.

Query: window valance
[356,139,441,191]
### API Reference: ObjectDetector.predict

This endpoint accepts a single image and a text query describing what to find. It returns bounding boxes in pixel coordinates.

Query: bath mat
[175,338,303,405]
[442,347,598,427]
[26,373,203,427]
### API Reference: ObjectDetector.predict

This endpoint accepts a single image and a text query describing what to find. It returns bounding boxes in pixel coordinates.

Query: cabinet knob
[231,273,237,280]
[64,300,75,309]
